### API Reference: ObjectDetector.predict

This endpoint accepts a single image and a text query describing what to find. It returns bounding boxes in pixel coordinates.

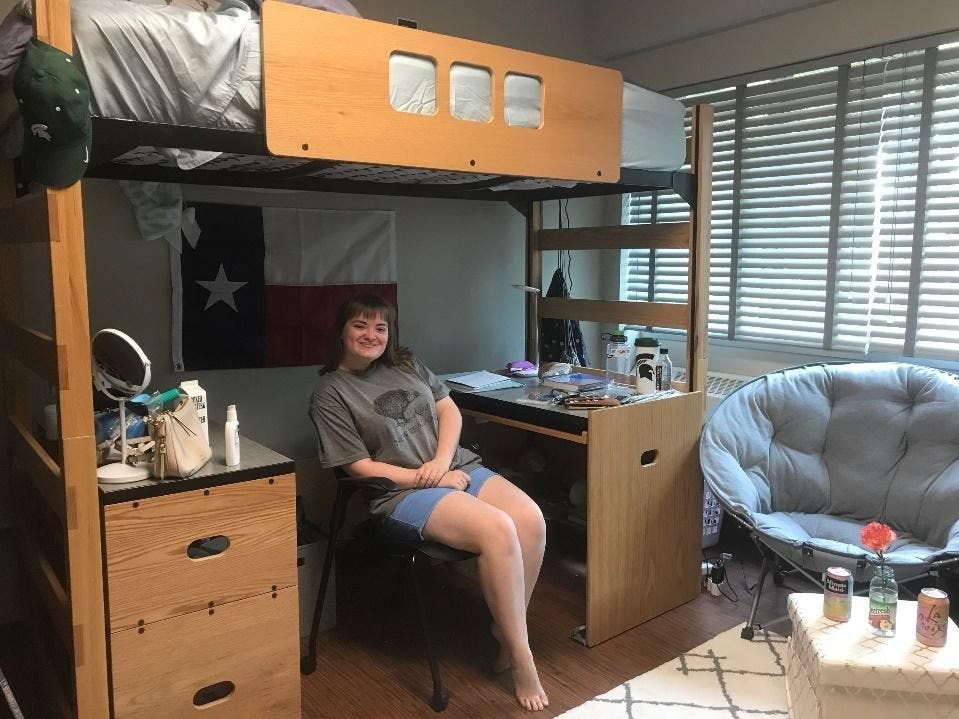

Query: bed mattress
[71,0,686,175]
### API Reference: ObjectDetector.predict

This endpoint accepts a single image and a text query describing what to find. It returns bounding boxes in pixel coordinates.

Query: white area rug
[559,624,788,718]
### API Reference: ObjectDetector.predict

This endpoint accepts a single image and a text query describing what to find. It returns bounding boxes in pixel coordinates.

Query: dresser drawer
[111,587,300,719]
[104,474,297,632]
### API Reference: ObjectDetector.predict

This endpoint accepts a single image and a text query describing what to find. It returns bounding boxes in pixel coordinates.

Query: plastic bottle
[224,404,240,467]
[868,565,897,637]
[632,336,660,394]
[655,348,673,391]
[179,379,209,446]
[603,330,630,390]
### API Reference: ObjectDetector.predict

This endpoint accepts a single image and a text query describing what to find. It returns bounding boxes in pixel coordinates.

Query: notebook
[540,372,606,392]
[445,371,523,391]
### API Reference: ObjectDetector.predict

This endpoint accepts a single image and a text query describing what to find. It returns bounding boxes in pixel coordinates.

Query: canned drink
[823,566,853,622]
[916,588,949,647]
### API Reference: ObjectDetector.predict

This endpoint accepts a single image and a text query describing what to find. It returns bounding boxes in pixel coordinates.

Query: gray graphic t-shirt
[309,356,482,517]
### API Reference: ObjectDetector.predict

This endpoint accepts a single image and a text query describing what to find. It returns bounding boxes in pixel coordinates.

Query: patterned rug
[559,624,788,718]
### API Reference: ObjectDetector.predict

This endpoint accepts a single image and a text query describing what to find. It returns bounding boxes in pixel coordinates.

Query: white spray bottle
[224,404,240,467]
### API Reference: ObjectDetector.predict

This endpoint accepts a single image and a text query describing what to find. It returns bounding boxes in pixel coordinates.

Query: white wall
[354,0,595,62]
[588,0,959,90]
[84,182,528,460]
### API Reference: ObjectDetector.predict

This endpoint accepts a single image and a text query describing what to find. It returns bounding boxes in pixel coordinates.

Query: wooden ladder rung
[538,297,689,330]
[9,414,65,521]
[536,222,690,251]
[0,318,61,386]
[0,191,50,245]
[20,604,76,719]
[22,532,71,650]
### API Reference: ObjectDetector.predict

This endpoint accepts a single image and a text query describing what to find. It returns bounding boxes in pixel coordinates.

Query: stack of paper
[445,371,523,391]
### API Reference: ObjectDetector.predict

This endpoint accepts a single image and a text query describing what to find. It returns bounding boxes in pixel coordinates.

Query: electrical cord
[701,551,744,604]
[739,558,758,594]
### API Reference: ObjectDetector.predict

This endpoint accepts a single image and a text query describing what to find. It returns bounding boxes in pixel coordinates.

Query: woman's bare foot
[510,649,548,711]
[490,623,510,675]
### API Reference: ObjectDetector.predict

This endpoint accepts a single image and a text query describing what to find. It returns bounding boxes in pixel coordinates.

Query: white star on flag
[196,263,247,311]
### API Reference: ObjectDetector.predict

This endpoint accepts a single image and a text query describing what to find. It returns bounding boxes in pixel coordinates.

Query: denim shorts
[380,465,497,541]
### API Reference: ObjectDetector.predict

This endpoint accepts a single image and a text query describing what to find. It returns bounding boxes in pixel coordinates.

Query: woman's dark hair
[322,293,412,373]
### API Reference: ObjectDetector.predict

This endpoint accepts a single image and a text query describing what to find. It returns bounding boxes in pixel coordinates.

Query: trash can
[702,486,724,548]
[297,538,336,637]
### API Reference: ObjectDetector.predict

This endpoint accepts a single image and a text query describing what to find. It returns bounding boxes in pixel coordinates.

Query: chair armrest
[332,468,397,493]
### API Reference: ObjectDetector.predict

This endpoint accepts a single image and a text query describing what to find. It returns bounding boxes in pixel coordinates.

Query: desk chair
[300,472,476,712]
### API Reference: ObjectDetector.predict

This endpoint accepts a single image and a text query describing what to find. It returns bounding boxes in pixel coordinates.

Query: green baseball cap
[13,39,91,188]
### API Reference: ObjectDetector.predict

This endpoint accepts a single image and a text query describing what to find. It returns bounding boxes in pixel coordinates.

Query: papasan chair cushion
[701,361,959,580]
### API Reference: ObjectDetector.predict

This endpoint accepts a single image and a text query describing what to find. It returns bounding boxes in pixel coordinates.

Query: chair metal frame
[702,362,959,641]
[300,474,475,712]
[728,509,959,639]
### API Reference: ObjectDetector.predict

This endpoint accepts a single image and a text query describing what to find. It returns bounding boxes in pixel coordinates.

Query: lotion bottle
[224,404,240,467]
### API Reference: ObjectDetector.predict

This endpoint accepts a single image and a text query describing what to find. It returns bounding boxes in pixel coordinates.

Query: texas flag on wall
[171,203,397,371]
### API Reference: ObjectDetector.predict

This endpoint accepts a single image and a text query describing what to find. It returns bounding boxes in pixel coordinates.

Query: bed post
[526,201,542,364]
[686,104,713,400]
[27,1,110,717]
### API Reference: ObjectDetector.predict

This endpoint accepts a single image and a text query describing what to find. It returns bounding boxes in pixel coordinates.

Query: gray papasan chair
[700,361,959,639]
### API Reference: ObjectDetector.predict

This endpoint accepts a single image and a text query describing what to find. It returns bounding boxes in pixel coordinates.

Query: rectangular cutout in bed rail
[262,3,622,182]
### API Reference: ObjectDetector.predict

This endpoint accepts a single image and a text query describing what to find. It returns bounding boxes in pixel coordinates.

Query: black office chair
[300,472,476,712]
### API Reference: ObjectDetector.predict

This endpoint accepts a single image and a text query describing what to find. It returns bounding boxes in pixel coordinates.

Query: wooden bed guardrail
[262,1,623,183]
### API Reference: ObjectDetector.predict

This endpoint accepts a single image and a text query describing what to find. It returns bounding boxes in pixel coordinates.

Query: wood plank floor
[301,522,809,718]
[0,522,811,719]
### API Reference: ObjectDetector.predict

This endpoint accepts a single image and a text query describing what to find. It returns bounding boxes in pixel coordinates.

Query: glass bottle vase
[868,564,898,637]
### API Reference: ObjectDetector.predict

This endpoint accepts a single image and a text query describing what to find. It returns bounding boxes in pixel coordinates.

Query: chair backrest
[701,362,959,548]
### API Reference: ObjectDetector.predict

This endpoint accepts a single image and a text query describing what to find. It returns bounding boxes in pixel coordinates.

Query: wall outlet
[397,17,418,28]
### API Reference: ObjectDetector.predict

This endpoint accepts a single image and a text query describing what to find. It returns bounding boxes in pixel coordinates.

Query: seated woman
[309,293,549,712]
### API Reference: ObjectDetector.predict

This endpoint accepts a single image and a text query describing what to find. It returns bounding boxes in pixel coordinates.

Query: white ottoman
[786,592,959,718]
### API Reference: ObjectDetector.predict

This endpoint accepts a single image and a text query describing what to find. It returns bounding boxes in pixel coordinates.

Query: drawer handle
[640,449,658,466]
[186,535,230,560]
[193,680,235,708]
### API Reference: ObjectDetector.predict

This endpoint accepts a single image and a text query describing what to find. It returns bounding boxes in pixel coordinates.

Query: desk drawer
[111,587,300,719]
[104,474,297,632]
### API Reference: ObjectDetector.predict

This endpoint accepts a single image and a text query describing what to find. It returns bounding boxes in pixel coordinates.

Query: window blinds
[622,39,959,362]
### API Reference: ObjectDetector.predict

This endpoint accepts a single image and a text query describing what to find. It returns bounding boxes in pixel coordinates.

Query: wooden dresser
[99,434,301,719]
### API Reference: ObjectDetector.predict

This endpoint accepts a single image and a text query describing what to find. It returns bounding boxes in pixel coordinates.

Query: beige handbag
[146,392,212,480]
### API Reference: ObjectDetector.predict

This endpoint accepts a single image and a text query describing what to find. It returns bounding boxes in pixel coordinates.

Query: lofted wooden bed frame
[0,1,712,716]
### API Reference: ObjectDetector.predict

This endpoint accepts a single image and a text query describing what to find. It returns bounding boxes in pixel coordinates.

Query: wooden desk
[99,434,301,719]
[449,379,703,646]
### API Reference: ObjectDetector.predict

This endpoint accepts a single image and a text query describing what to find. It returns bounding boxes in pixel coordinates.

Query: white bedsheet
[71,0,685,173]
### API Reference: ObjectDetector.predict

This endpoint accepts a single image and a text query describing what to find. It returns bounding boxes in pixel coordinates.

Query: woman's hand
[436,470,470,491]
[415,458,452,487]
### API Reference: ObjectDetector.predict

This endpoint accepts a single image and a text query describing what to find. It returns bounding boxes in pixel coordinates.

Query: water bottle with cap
[602,330,630,390]
[632,336,660,394]
[655,348,673,391]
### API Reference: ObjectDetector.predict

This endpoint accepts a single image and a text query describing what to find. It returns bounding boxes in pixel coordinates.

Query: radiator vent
[674,369,751,398]
[674,369,752,415]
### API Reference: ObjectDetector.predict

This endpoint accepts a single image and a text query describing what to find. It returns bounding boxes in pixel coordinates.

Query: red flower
[860,521,897,553]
